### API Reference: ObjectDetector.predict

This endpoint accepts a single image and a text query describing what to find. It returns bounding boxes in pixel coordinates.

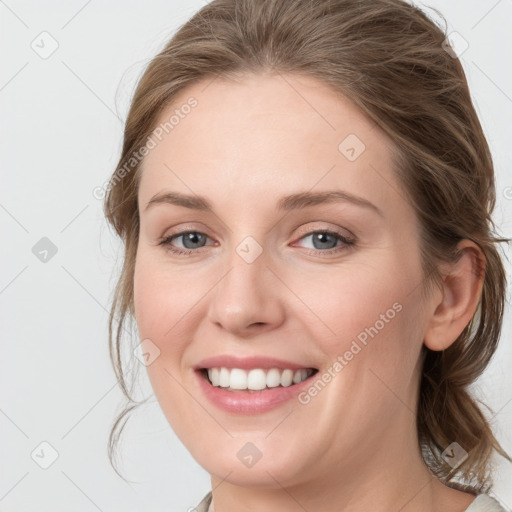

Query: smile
[203,367,317,391]
[195,365,319,414]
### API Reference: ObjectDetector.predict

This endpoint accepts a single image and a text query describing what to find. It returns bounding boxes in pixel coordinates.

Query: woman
[103,0,511,510]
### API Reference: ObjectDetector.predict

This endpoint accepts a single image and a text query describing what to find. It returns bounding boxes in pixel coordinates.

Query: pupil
[314,233,336,250]
[183,232,204,249]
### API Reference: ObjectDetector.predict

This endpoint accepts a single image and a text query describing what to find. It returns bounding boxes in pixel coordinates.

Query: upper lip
[194,355,317,371]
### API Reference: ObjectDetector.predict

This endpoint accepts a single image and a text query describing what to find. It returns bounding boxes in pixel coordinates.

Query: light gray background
[1,1,511,511]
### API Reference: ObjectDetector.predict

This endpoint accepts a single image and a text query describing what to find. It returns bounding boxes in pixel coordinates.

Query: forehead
[137,73,403,217]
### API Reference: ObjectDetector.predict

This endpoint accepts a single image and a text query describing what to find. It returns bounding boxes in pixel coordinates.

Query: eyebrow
[144,190,383,217]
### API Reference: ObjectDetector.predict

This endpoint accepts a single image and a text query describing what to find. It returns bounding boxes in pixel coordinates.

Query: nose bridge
[206,233,285,333]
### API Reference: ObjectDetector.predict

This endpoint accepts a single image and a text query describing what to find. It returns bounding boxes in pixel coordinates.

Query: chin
[191,442,312,490]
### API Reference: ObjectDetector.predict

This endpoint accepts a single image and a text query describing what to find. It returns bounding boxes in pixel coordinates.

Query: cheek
[132,253,198,425]
[134,251,194,339]
[133,249,214,374]
[289,261,411,346]
[133,253,185,372]
[133,257,164,340]
[289,253,425,389]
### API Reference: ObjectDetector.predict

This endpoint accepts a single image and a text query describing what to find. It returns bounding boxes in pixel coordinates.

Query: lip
[193,366,319,415]
[193,355,317,371]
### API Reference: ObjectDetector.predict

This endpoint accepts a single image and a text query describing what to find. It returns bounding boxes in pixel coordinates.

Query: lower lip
[194,369,317,414]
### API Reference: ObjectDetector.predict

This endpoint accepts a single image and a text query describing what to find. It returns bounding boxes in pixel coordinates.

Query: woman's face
[134,73,432,487]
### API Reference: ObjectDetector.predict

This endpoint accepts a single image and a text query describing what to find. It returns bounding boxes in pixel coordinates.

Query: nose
[206,244,286,337]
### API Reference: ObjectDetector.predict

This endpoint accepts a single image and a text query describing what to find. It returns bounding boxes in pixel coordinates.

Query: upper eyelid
[294,223,355,240]
[162,220,355,238]
[163,226,352,238]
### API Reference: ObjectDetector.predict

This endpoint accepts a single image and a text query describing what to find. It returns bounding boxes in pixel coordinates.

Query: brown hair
[103,0,511,491]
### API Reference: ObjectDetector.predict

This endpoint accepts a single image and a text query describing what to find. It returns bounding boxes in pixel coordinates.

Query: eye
[293,229,355,255]
[158,228,355,256]
[158,231,214,255]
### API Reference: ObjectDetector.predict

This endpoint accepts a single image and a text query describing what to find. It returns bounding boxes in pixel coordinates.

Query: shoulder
[464,494,509,512]
[191,490,212,512]
[187,491,509,512]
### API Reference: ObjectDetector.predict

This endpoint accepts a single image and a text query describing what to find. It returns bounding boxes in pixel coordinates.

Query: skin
[133,73,484,512]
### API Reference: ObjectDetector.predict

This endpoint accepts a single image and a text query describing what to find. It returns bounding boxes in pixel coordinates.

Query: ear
[423,239,485,352]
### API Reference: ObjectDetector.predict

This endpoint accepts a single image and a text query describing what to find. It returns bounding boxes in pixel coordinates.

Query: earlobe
[423,240,485,352]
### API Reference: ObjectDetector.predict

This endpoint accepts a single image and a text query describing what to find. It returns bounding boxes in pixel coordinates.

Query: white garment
[465,494,508,511]
[192,491,508,511]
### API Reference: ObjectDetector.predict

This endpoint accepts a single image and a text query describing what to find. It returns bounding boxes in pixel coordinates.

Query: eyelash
[158,229,355,257]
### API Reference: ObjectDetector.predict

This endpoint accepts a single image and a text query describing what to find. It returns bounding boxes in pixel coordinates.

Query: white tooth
[229,368,247,389]
[247,369,267,390]
[209,368,220,386]
[211,367,312,389]
[219,367,230,387]
[266,368,281,388]
[292,369,303,384]
[281,369,293,387]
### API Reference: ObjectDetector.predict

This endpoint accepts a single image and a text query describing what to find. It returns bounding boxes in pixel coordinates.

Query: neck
[207,419,474,512]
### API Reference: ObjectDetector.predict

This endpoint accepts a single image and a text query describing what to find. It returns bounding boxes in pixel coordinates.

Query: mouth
[198,367,319,392]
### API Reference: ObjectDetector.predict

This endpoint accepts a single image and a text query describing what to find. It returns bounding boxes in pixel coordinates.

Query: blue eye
[294,230,353,252]
[158,229,354,256]
[159,231,213,255]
